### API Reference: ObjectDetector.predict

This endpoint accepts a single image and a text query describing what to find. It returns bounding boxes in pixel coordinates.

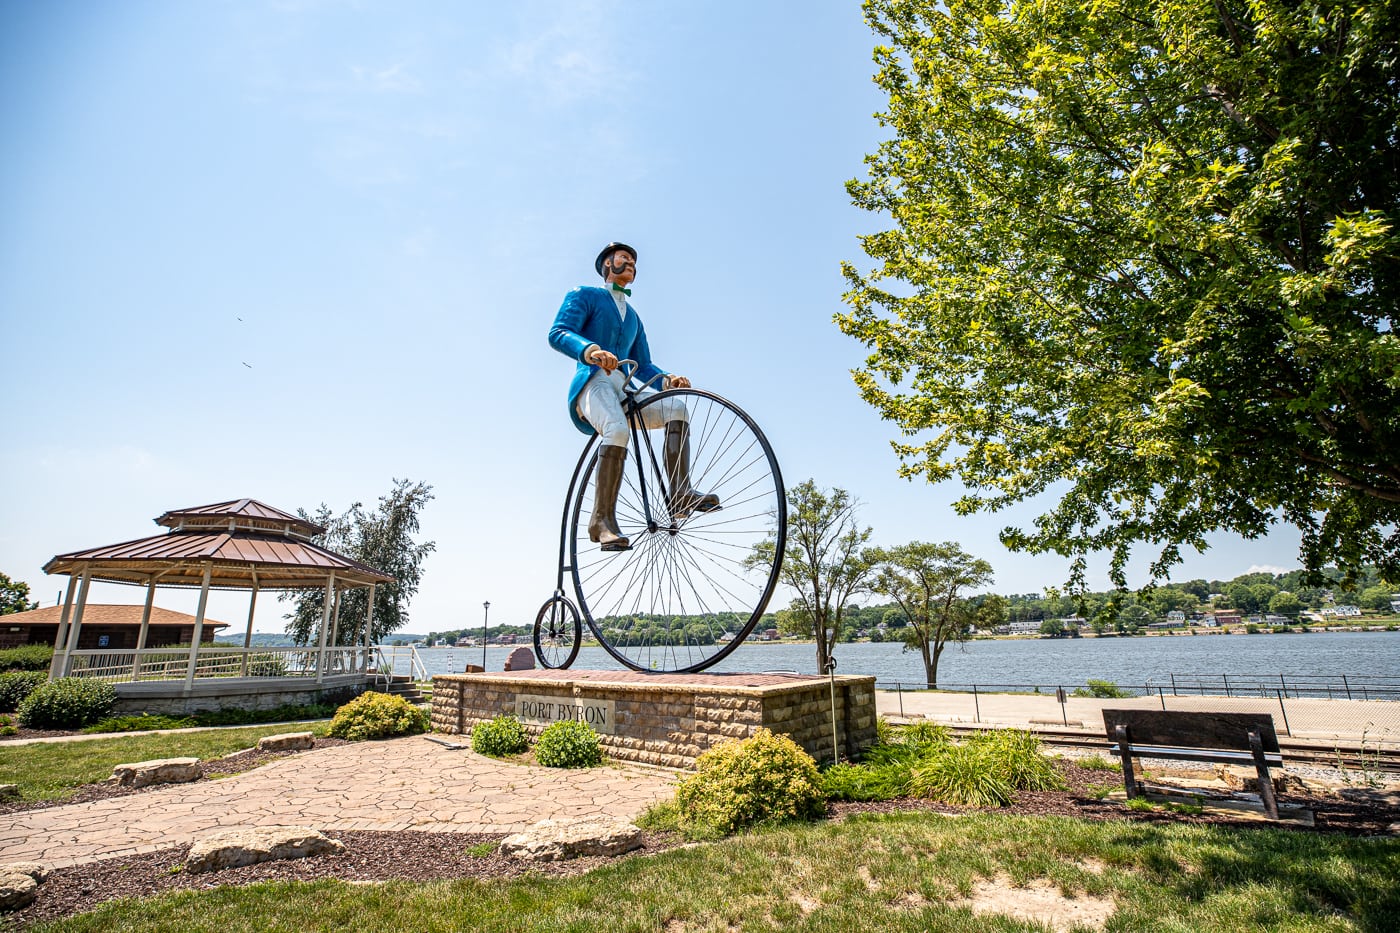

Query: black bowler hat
[594,242,637,278]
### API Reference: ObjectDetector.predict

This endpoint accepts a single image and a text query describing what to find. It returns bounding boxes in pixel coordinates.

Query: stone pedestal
[430,669,877,769]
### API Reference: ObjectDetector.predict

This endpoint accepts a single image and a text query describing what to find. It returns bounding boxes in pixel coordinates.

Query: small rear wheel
[533,595,581,669]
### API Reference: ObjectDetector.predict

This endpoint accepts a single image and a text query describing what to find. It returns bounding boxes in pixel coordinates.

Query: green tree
[840,0,1400,588]
[282,479,436,645]
[0,573,37,615]
[1269,591,1303,617]
[1116,604,1152,634]
[1360,584,1396,612]
[749,480,876,675]
[868,541,995,688]
[1039,617,1065,637]
[1146,586,1198,618]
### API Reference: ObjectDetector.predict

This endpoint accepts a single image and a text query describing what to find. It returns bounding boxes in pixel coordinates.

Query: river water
[404,630,1399,692]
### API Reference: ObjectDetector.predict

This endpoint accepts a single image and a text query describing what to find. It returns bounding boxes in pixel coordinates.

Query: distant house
[1391,595,1400,613]
[1210,610,1243,626]
[1319,605,1363,618]
[0,604,230,651]
[1165,611,1186,625]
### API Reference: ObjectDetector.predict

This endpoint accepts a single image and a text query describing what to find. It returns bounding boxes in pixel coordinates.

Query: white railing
[60,646,369,685]
[372,645,430,682]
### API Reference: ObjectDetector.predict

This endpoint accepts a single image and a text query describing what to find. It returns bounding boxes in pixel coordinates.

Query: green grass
[25,810,1400,932]
[0,723,329,802]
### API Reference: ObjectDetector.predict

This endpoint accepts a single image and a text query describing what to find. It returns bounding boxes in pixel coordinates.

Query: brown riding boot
[664,420,720,518]
[589,444,631,551]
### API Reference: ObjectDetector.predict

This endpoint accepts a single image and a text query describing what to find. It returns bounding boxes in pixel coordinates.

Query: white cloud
[1246,564,1292,577]
[352,61,423,93]
[485,3,631,105]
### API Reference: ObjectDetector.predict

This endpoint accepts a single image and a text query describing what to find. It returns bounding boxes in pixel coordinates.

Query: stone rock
[0,784,18,800]
[1,863,48,883]
[1214,765,1305,795]
[110,758,202,788]
[503,647,536,671]
[500,817,643,862]
[0,871,37,911]
[256,732,315,753]
[186,826,345,874]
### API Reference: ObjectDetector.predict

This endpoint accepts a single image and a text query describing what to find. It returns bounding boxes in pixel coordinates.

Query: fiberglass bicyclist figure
[548,241,719,551]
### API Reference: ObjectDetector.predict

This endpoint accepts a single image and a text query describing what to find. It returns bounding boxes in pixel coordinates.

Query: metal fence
[874,676,1400,742]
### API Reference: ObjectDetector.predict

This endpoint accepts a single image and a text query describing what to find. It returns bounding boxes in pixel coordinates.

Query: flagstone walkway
[1,736,678,869]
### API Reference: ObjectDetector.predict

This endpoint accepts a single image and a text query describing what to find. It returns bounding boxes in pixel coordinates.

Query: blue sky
[0,0,1304,635]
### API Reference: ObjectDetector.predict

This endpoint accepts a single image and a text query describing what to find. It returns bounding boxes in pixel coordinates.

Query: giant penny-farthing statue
[534,242,786,674]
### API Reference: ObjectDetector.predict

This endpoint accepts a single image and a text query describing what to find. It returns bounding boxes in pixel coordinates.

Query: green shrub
[820,761,909,801]
[897,719,952,751]
[327,691,428,741]
[1071,679,1132,699]
[471,714,530,757]
[0,644,54,672]
[908,742,1014,806]
[0,714,15,736]
[971,728,1066,792]
[17,677,117,729]
[0,671,47,712]
[192,702,335,727]
[675,728,825,837]
[82,713,198,734]
[534,719,603,768]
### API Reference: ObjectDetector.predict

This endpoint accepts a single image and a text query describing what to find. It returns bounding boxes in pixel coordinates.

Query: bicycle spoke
[568,388,785,672]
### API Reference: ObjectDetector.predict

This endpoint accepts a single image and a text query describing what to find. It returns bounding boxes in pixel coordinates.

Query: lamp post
[482,601,490,670]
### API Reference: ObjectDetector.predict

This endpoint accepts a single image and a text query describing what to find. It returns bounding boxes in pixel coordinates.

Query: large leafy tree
[282,479,436,646]
[868,541,996,687]
[840,0,1400,588]
[750,480,876,675]
[1,572,38,615]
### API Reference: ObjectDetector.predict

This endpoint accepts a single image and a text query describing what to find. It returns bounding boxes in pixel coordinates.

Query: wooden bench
[1102,709,1285,819]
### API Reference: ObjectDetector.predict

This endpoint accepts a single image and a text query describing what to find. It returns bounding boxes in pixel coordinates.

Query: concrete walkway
[0,736,678,869]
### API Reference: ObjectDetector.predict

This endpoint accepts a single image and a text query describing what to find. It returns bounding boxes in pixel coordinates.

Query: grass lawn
[0,724,329,802]
[25,810,1400,933]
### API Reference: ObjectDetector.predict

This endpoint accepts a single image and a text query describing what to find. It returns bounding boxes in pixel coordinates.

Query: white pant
[576,369,688,448]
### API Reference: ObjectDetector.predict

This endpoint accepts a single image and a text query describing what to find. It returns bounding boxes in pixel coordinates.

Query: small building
[1,604,230,651]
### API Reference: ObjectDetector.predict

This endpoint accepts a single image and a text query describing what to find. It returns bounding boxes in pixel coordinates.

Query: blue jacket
[548,286,668,435]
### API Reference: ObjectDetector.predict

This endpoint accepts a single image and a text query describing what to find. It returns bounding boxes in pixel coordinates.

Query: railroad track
[936,723,1400,773]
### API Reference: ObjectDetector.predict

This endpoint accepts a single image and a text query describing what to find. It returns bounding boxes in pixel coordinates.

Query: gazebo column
[49,577,77,679]
[59,566,93,679]
[328,586,344,672]
[362,584,376,672]
[129,574,159,680]
[183,563,213,693]
[240,574,260,677]
[315,572,335,683]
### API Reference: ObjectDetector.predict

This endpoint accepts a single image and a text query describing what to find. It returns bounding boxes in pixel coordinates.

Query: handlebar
[613,359,669,396]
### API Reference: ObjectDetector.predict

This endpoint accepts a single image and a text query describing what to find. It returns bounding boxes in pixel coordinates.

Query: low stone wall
[112,675,366,716]
[431,669,877,769]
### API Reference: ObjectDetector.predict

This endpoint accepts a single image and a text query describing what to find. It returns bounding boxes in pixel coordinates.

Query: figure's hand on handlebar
[586,347,619,373]
[665,375,691,389]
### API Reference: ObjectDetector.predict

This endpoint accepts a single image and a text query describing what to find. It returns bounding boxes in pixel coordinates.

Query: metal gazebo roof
[42,498,394,589]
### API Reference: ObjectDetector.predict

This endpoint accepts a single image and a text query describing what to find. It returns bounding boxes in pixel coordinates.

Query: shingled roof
[42,498,393,589]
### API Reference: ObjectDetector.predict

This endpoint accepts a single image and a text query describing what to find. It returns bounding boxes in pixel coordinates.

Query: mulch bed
[3,750,1397,928]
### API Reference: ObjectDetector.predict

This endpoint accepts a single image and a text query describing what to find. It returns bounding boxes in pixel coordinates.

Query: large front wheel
[568,389,786,673]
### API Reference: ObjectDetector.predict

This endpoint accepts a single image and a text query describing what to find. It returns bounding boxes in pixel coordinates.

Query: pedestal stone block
[431,669,876,768]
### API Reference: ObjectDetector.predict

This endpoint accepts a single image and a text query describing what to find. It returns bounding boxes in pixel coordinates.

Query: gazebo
[42,498,395,711]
